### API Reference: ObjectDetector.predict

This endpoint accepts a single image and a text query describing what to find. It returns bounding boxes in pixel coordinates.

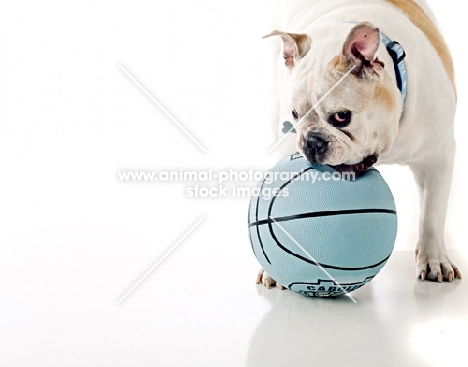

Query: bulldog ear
[341,22,384,77]
[263,30,310,68]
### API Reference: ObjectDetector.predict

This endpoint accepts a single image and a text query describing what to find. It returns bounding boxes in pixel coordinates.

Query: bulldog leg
[256,269,285,290]
[410,149,462,282]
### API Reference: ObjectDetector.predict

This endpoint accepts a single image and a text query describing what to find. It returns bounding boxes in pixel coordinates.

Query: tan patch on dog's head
[328,55,348,73]
[327,55,396,113]
[384,0,456,97]
[373,78,396,112]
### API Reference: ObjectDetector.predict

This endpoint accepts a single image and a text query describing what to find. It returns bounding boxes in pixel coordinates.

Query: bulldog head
[265,22,403,172]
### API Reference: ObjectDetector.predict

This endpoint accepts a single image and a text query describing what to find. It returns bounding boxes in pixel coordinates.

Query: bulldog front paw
[416,246,462,282]
[256,269,285,290]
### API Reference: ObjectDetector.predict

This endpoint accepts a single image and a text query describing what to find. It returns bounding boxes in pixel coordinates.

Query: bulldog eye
[329,111,352,127]
[292,110,299,120]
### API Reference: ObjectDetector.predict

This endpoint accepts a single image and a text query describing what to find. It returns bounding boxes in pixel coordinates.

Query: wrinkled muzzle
[301,127,336,163]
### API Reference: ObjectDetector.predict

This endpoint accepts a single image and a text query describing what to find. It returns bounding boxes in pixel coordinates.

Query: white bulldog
[257,0,461,286]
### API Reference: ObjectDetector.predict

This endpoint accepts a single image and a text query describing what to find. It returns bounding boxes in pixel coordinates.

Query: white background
[0,1,466,364]
[0,0,465,260]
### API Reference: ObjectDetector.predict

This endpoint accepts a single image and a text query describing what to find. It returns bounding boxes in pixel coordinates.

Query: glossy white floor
[1,247,467,367]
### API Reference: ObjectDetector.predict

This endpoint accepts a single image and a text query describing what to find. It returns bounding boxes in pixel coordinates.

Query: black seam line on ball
[248,173,258,258]
[266,167,394,270]
[290,152,302,161]
[280,253,391,271]
[255,172,272,264]
[248,219,256,258]
[248,208,397,228]
[265,167,315,264]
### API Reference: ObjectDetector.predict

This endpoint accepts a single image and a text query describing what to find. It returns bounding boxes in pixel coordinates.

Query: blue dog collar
[380,32,408,103]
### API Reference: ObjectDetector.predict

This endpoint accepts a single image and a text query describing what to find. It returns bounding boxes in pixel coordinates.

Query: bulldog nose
[306,129,331,152]
[306,136,328,154]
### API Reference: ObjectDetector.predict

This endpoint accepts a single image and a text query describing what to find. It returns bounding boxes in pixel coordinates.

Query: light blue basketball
[248,152,397,297]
